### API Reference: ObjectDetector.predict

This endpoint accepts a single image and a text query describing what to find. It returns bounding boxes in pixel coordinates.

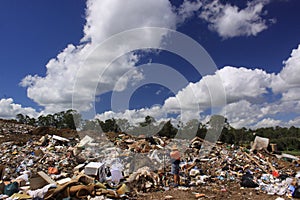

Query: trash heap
[0,125,299,199]
[0,120,35,145]
[172,136,300,199]
[0,119,34,135]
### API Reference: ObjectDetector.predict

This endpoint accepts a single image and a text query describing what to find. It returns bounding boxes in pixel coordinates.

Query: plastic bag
[4,181,19,196]
[240,174,259,188]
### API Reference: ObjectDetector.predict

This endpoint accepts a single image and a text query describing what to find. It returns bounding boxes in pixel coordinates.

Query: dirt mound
[136,184,281,200]
[31,126,78,139]
[0,119,78,145]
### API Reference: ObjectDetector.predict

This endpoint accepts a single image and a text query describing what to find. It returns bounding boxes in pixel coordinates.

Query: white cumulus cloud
[220,100,263,128]
[91,56,300,129]
[218,66,272,103]
[95,105,167,126]
[199,0,273,38]
[177,0,203,23]
[0,98,38,119]
[254,117,283,128]
[288,117,300,127]
[17,0,300,130]
[21,0,177,113]
[272,44,300,101]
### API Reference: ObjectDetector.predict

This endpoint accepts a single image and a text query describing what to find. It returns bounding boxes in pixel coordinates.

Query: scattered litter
[0,119,299,199]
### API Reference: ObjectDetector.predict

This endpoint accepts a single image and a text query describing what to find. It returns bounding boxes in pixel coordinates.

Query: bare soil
[136,184,288,200]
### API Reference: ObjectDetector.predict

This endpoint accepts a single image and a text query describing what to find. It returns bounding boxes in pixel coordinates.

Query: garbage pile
[0,124,299,199]
[0,119,34,135]
[177,136,300,198]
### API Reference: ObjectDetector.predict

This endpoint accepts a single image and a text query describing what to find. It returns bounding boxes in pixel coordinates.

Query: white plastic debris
[78,135,94,147]
[251,136,269,151]
[84,162,104,176]
[110,162,123,185]
[52,135,70,142]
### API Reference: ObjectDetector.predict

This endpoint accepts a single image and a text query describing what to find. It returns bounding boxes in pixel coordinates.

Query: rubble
[0,120,299,199]
[0,119,34,135]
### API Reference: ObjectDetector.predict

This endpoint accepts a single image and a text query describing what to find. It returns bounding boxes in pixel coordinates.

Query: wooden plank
[0,165,5,180]
[30,176,48,190]
[266,157,276,172]
[37,171,56,184]
[243,152,269,173]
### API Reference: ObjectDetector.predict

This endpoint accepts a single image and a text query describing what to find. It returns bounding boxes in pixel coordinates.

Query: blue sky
[1,0,300,129]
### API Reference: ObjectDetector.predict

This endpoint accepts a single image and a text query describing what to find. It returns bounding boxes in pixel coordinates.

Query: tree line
[16,109,80,130]
[16,111,300,152]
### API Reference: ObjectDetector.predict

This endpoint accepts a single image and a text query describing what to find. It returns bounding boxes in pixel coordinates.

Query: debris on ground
[0,120,299,199]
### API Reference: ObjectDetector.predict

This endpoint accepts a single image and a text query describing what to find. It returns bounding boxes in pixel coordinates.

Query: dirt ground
[0,125,78,145]
[136,184,289,200]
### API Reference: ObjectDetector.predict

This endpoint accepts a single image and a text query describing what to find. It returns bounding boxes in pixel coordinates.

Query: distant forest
[15,110,300,153]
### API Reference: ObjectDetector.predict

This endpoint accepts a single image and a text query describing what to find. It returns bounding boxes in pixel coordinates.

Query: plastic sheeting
[110,162,123,185]
[251,136,269,151]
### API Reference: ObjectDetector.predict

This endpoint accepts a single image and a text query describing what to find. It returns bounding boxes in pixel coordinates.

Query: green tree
[115,118,132,132]
[16,113,25,124]
[37,115,48,127]
[178,119,200,140]
[196,122,207,139]
[206,115,225,142]
[63,109,78,129]
[82,120,102,131]
[26,116,36,126]
[99,118,121,132]
[157,120,177,138]
[140,115,155,127]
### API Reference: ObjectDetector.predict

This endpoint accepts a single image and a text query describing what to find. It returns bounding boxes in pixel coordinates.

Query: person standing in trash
[170,145,181,186]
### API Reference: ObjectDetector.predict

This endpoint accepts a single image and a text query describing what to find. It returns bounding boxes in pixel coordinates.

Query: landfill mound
[0,119,35,144]
[0,119,78,145]
[0,119,299,199]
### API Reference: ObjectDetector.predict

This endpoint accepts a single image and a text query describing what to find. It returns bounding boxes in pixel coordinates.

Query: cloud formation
[16,0,300,129]
[272,44,300,101]
[199,0,273,38]
[0,98,38,119]
[20,0,276,114]
[96,43,300,129]
[176,0,203,23]
[21,0,177,113]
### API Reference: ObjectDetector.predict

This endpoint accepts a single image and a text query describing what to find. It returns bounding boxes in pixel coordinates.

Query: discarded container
[251,136,269,151]
[84,162,103,176]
